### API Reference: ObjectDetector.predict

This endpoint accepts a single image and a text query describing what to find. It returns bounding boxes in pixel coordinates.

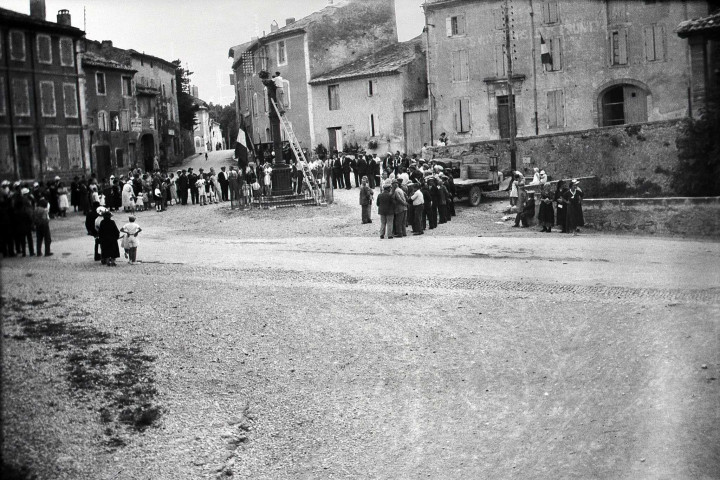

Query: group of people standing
[0,180,53,257]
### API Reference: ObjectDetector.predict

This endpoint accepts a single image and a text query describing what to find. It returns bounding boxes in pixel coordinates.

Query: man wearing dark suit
[357,156,368,188]
[177,170,189,205]
[188,168,199,205]
[332,156,343,189]
[218,167,229,201]
[342,156,352,190]
[351,156,359,188]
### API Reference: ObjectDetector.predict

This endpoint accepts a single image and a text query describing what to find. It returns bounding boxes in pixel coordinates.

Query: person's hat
[54,176,61,181]
[383,184,392,190]
[96,206,106,215]
[154,188,161,196]
[13,181,21,187]
[571,178,580,185]
[129,215,136,221]
[21,187,29,194]
[33,182,39,187]
[110,174,115,178]
[1,180,9,187]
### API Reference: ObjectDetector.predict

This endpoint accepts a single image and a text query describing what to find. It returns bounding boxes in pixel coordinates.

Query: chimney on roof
[57,9,71,26]
[30,0,46,20]
[286,18,296,26]
[328,0,334,4]
[101,40,113,48]
[270,20,279,32]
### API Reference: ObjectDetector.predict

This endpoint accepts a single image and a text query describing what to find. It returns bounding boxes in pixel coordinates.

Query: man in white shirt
[273,72,286,113]
[410,184,425,235]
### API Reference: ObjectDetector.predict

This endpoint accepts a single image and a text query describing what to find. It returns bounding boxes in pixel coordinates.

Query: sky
[4,0,426,106]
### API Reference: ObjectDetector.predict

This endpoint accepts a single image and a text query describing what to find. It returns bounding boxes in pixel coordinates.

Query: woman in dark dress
[554,181,568,233]
[564,179,584,235]
[98,211,121,266]
[71,176,79,212]
[538,186,555,232]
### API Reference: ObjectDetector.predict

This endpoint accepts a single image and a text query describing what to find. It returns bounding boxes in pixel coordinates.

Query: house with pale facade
[308,36,428,155]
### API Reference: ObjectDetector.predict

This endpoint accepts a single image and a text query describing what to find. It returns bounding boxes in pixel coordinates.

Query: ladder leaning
[270,99,325,205]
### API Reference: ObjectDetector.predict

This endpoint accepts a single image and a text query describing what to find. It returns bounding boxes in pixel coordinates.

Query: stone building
[228,0,398,156]
[0,2,85,182]
[308,36,428,155]
[676,9,720,118]
[192,97,225,153]
[423,0,710,143]
[128,50,182,171]
[81,41,137,180]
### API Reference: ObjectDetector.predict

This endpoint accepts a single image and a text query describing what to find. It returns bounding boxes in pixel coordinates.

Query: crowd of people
[0,180,53,257]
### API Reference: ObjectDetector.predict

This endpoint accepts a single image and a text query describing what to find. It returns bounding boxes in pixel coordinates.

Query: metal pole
[505,0,518,171]
[423,5,434,146]
[529,0,539,136]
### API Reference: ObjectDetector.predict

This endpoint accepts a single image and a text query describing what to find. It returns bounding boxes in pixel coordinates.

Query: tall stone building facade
[229,0,398,156]
[423,0,710,143]
[0,5,85,182]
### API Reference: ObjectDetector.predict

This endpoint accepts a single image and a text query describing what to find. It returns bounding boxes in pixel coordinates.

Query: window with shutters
[277,40,287,66]
[494,44,508,77]
[643,24,665,62]
[455,98,471,133]
[0,34,3,61]
[98,111,109,131]
[0,78,6,116]
[452,50,470,82]
[110,112,120,131]
[12,79,30,116]
[328,84,340,111]
[45,135,61,170]
[40,81,56,117]
[542,1,559,24]
[37,34,52,64]
[252,93,258,117]
[59,38,74,66]
[369,114,377,136]
[122,76,132,96]
[544,37,563,72]
[446,15,466,36]
[0,135,12,173]
[96,72,106,95]
[546,90,565,128]
[120,110,130,131]
[63,83,78,118]
[610,29,628,66]
[67,134,82,168]
[10,31,26,61]
[282,79,291,109]
[263,87,268,112]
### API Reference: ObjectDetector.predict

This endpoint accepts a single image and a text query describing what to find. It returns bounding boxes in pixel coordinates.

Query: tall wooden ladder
[270,99,325,206]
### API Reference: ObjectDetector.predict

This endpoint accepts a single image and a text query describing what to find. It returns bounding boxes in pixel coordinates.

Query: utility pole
[504,0,517,171]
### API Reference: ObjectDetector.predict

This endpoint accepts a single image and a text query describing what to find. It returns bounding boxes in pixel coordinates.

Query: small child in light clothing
[263,165,273,197]
[242,181,252,207]
[120,216,142,264]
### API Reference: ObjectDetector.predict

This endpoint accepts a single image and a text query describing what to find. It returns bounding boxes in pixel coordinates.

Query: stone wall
[583,197,720,237]
[429,119,684,194]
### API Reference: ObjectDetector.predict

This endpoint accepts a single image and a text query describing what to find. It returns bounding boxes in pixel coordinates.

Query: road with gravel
[2,150,719,479]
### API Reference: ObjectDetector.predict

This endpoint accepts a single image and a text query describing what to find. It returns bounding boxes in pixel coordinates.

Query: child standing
[154,187,162,212]
[34,199,52,256]
[58,182,69,217]
[120,215,142,264]
[263,164,273,197]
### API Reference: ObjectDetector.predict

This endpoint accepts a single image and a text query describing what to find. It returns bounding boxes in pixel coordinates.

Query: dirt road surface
[2,150,719,479]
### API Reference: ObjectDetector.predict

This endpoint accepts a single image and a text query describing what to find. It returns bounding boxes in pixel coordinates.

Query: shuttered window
[328,84,340,111]
[45,135,61,170]
[544,37,563,72]
[282,79,291,109]
[494,44,507,77]
[542,1,559,24]
[611,29,628,66]
[0,78,6,116]
[12,79,31,116]
[455,98,471,133]
[277,40,287,66]
[40,81,56,117]
[96,72,106,95]
[67,134,82,169]
[63,83,78,118]
[546,90,565,128]
[10,31,26,61]
[643,24,665,62]
[0,135,12,173]
[98,111,109,131]
[120,110,130,131]
[59,38,74,66]
[37,34,52,64]
[452,50,469,82]
[446,15,466,36]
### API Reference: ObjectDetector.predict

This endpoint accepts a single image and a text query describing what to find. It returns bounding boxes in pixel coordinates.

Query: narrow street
[2,149,719,479]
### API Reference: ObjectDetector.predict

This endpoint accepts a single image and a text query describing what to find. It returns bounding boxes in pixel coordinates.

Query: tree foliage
[172,59,199,131]
[208,102,239,147]
[672,92,720,196]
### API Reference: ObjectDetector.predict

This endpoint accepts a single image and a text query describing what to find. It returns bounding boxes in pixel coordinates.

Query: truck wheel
[468,186,482,206]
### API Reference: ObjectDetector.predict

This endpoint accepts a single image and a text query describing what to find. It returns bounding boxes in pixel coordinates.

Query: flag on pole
[540,35,552,66]
[235,126,249,169]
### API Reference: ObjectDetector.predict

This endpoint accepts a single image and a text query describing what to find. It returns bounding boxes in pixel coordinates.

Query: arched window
[600,84,648,127]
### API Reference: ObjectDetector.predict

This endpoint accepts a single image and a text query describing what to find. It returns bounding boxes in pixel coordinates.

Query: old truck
[433,156,502,206]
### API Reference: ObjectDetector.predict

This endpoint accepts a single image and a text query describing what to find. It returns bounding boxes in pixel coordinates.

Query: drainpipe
[504,0,518,171]
[424,5,434,145]
[529,0,539,136]
[3,29,18,179]
[29,32,44,181]
[75,38,88,174]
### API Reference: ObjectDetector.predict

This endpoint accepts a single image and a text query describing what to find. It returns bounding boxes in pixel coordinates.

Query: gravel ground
[2,151,719,479]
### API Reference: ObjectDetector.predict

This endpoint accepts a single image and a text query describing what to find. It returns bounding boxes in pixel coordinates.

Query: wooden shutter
[643,25,654,61]
[40,81,56,117]
[653,25,665,61]
[45,135,60,170]
[547,91,557,127]
[446,17,453,37]
[454,99,460,132]
[556,90,564,126]
[452,51,461,81]
[67,134,82,168]
[461,50,469,81]
[63,84,78,118]
[618,30,628,64]
[460,98,471,132]
[0,79,5,116]
[551,38,562,70]
[494,44,506,77]
[457,15,466,35]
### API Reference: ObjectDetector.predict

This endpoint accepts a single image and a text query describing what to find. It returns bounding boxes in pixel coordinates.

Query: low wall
[429,120,683,194]
[583,196,720,237]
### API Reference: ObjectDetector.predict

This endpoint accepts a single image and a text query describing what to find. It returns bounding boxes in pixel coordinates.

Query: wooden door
[328,128,341,153]
[95,145,111,181]
[17,136,33,179]
[404,110,429,155]
[623,86,648,124]
[497,95,515,139]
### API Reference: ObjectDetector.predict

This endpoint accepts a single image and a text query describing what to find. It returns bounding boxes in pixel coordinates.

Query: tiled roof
[82,52,136,72]
[0,6,84,36]
[676,11,720,37]
[309,36,425,85]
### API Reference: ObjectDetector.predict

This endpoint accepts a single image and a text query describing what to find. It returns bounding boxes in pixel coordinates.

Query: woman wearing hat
[359,176,374,224]
[564,179,584,235]
[98,210,121,266]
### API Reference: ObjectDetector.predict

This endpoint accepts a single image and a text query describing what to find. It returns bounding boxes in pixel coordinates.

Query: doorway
[497,95,516,139]
[600,85,648,126]
[16,135,33,179]
[404,111,429,155]
[141,134,155,171]
[327,127,342,153]
[95,145,111,181]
